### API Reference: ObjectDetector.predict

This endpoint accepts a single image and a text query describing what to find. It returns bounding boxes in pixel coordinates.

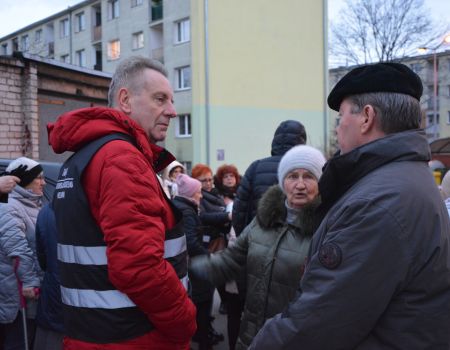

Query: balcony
[151,3,163,21]
[92,26,102,43]
[152,47,164,63]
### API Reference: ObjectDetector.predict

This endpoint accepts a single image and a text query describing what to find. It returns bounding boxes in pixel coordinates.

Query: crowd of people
[1,56,450,350]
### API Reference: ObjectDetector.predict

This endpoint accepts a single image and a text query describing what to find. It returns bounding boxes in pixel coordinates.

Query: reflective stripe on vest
[58,244,107,265]
[58,236,187,265]
[61,286,136,309]
[163,235,187,259]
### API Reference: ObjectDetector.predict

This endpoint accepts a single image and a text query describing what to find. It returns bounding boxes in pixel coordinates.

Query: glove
[7,164,28,178]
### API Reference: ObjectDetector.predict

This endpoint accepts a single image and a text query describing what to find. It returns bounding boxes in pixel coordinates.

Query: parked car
[0,158,61,203]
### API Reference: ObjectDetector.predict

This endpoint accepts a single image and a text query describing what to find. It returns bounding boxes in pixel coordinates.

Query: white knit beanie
[278,145,326,189]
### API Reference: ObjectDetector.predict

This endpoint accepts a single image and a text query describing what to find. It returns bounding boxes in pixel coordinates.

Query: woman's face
[192,189,203,206]
[25,172,46,196]
[197,172,213,192]
[222,172,236,187]
[169,166,183,181]
[283,169,318,209]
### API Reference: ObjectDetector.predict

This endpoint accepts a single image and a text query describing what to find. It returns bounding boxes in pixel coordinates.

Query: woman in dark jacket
[34,203,63,350]
[172,174,213,350]
[190,145,326,349]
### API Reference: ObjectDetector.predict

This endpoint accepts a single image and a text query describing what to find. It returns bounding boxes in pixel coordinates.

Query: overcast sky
[0,0,449,39]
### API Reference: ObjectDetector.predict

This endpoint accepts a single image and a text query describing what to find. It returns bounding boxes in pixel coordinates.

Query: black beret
[327,62,423,111]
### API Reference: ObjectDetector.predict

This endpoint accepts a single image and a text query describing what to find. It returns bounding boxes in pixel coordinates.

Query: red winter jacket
[48,107,196,349]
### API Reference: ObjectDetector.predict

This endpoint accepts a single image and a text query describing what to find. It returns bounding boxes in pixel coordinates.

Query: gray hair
[108,56,167,107]
[348,92,422,134]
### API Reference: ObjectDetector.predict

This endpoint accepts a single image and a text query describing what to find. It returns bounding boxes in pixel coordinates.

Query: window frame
[176,114,192,137]
[75,12,86,32]
[60,18,70,38]
[76,49,86,67]
[131,0,143,7]
[61,54,70,63]
[21,35,29,51]
[132,32,144,50]
[174,18,190,44]
[35,29,42,43]
[108,0,120,20]
[175,66,191,90]
[107,39,121,60]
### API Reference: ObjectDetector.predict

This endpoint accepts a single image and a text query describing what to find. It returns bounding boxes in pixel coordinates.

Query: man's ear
[360,105,376,134]
[117,88,131,114]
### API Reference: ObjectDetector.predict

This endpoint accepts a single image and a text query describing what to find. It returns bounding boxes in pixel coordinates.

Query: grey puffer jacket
[250,130,450,349]
[0,186,42,323]
[191,185,317,349]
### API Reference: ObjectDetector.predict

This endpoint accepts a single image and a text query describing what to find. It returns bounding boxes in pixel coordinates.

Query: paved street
[191,291,229,350]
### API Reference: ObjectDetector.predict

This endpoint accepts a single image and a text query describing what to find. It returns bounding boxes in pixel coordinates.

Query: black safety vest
[53,133,187,343]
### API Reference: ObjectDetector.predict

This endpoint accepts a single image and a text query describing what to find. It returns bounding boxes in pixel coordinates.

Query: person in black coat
[172,174,215,350]
[232,120,307,235]
[33,203,64,350]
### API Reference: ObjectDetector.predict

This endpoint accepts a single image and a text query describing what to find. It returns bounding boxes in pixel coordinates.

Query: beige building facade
[0,0,328,173]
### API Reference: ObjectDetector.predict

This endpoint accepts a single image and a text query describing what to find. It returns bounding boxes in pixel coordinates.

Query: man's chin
[149,132,167,144]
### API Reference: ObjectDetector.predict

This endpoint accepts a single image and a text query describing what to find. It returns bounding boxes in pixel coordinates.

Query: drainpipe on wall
[204,0,211,165]
[69,7,73,64]
[323,0,329,155]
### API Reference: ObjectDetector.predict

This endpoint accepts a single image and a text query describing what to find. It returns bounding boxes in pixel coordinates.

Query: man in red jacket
[48,57,196,349]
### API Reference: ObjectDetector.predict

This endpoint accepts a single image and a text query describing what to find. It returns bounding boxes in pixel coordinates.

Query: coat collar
[256,185,318,237]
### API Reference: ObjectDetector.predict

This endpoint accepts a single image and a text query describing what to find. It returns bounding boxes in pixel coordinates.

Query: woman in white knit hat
[190,145,326,350]
[0,157,46,349]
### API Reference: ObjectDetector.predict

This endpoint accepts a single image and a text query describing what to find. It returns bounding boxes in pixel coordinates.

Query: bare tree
[330,0,447,66]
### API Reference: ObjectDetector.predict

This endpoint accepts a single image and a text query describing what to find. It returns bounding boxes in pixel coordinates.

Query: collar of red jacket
[47,106,175,172]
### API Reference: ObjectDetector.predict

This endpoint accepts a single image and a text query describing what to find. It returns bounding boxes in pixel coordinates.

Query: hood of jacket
[319,129,430,213]
[47,107,175,172]
[255,185,318,236]
[271,120,307,156]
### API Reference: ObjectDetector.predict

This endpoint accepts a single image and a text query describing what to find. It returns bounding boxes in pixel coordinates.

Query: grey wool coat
[0,186,42,323]
[190,185,317,349]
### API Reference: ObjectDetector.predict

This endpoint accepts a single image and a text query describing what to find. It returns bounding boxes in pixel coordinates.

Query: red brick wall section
[0,57,38,159]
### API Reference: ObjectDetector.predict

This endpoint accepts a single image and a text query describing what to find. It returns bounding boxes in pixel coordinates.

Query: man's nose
[165,101,177,118]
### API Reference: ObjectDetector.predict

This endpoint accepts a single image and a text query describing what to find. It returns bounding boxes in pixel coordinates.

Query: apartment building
[329,50,450,153]
[0,0,327,172]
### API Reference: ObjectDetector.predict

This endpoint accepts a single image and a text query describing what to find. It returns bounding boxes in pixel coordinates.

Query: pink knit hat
[176,174,202,198]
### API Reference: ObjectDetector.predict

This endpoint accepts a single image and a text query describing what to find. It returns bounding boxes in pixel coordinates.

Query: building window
[21,35,29,51]
[131,0,143,7]
[108,0,120,20]
[76,49,86,67]
[12,38,18,51]
[1,43,8,55]
[174,18,190,44]
[107,40,120,60]
[61,54,70,63]
[75,12,86,32]
[175,66,191,90]
[132,32,144,50]
[60,18,70,38]
[177,114,192,137]
[410,63,422,74]
[35,29,42,43]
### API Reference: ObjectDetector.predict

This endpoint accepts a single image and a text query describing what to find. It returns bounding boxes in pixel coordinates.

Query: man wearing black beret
[250,62,450,349]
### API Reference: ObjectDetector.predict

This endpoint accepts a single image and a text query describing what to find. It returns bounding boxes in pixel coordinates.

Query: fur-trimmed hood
[255,185,319,236]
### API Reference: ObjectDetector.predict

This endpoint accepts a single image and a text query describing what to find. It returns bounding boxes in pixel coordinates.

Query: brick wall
[0,57,38,159]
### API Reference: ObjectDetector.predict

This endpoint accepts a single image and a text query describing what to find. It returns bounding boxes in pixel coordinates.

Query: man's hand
[0,175,20,194]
